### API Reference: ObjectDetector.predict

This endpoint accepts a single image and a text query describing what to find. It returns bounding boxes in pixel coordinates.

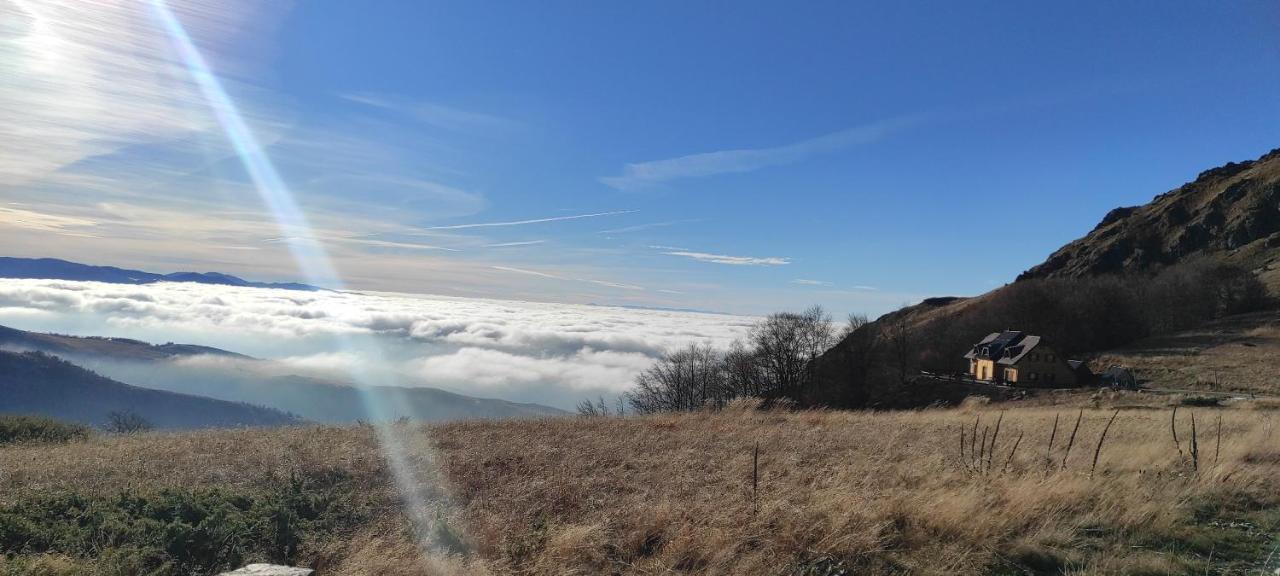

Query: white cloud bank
[0,279,755,408]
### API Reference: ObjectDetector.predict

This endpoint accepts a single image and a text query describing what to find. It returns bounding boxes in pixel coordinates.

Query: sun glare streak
[146,0,453,561]
[146,0,335,286]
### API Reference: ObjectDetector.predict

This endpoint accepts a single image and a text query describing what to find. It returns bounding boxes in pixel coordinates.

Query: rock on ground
[217,565,314,576]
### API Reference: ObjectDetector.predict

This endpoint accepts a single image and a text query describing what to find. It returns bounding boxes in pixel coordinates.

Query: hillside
[0,324,249,361]
[0,324,568,422]
[1093,308,1280,396]
[0,257,323,291]
[1020,148,1280,292]
[0,350,300,429]
[3,403,1278,574]
[809,149,1280,408]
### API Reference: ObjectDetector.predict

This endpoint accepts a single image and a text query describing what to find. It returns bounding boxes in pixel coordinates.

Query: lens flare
[146,0,456,561]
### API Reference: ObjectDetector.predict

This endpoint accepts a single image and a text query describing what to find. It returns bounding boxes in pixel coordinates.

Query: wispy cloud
[790,279,832,286]
[0,205,99,235]
[0,0,290,185]
[663,250,790,266]
[489,265,647,292]
[490,265,564,280]
[600,115,919,190]
[338,237,461,252]
[422,210,637,230]
[340,93,516,134]
[484,240,546,248]
[597,219,700,234]
[581,279,645,291]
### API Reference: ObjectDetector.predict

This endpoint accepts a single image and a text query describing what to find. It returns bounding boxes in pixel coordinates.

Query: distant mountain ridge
[0,324,250,362]
[0,324,569,422]
[0,257,324,291]
[0,349,300,429]
[1019,148,1280,291]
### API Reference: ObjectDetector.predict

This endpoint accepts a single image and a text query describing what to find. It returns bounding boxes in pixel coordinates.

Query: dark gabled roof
[963,330,1026,361]
[996,335,1041,365]
[963,330,1054,365]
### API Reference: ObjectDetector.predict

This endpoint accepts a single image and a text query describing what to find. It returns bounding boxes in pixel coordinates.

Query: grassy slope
[0,426,480,576]
[432,404,1280,575]
[7,404,1277,575]
[1095,309,1280,396]
[0,350,300,429]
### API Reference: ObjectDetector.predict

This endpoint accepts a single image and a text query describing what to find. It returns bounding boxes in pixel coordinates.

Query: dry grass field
[432,402,1280,575]
[3,402,1279,575]
[1096,309,1280,396]
[0,425,483,576]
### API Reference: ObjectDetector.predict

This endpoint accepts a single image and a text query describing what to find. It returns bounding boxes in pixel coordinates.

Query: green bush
[0,469,363,576]
[0,416,91,446]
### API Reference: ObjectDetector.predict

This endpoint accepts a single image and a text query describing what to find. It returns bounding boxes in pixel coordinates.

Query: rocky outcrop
[218,565,313,576]
[1019,148,1280,285]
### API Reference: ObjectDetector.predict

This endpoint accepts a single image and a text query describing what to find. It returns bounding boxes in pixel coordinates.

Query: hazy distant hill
[0,324,568,422]
[0,257,323,291]
[0,350,300,429]
[0,324,248,362]
[1019,148,1280,291]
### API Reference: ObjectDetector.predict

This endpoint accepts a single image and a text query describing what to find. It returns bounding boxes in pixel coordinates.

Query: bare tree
[749,305,835,400]
[842,313,870,338]
[840,313,878,404]
[576,396,612,417]
[627,343,726,414]
[883,310,912,384]
[723,339,765,398]
[105,410,153,434]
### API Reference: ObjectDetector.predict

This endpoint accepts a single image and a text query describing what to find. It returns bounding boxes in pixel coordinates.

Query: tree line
[579,306,863,415]
[584,258,1273,415]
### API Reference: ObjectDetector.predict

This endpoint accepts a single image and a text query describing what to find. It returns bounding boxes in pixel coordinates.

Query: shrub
[0,416,91,446]
[0,469,363,576]
[105,410,153,434]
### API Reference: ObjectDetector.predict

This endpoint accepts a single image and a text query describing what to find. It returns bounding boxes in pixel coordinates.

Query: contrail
[421,209,637,230]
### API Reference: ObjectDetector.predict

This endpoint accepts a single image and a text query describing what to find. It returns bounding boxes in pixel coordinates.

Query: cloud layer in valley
[0,279,755,408]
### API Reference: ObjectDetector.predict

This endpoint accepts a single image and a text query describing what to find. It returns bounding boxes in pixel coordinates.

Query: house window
[1047,354,1054,362]
[1029,372,1039,381]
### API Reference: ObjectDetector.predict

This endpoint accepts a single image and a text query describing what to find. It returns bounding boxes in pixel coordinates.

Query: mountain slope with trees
[0,325,568,422]
[805,149,1280,408]
[0,350,301,429]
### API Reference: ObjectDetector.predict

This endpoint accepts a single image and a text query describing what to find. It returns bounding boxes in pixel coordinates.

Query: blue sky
[3,1,1279,316]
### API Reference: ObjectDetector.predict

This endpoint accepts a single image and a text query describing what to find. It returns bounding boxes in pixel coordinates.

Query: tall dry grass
[430,402,1280,575]
[0,424,487,576]
[2,406,1277,575]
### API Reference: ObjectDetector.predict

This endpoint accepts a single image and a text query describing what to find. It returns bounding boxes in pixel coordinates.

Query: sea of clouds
[0,279,755,408]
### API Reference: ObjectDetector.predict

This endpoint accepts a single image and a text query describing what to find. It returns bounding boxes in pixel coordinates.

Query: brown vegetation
[0,425,482,576]
[4,402,1278,575]
[1096,308,1280,396]
[811,259,1271,408]
[1019,147,1280,295]
[431,402,1280,575]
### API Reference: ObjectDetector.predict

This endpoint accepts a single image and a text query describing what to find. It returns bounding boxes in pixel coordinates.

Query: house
[963,331,1080,387]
